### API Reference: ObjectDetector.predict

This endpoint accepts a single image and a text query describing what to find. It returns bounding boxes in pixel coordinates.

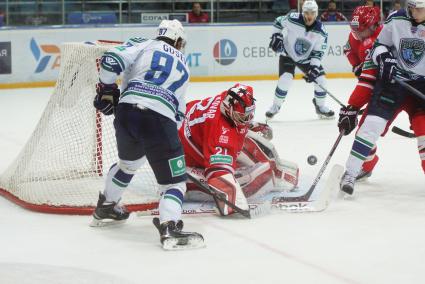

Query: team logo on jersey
[30,38,61,73]
[399,38,425,68]
[213,39,237,65]
[168,155,186,177]
[294,38,312,56]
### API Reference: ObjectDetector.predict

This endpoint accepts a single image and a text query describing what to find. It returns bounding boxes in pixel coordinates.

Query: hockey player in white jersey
[266,0,334,120]
[340,0,425,195]
[90,19,204,249]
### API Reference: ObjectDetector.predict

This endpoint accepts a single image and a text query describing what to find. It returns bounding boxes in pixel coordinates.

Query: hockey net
[0,42,160,214]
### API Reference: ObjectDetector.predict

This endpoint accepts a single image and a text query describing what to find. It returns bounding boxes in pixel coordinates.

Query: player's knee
[314,75,326,88]
[278,72,294,84]
[358,115,388,137]
[118,157,146,175]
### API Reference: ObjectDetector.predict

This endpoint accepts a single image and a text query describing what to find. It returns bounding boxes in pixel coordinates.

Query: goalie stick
[137,164,344,216]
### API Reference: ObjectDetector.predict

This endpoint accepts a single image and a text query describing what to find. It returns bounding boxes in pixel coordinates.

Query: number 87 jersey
[99,37,190,123]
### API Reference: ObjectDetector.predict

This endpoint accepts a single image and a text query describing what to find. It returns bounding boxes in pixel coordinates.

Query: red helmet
[221,83,255,127]
[350,6,380,39]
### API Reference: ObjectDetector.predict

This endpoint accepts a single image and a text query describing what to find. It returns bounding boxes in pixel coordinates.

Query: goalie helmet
[350,6,380,40]
[220,83,255,127]
[157,19,187,48]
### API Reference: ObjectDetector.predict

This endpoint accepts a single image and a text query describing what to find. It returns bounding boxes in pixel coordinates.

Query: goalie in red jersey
[338,5,383,180]
[179,84,298,216]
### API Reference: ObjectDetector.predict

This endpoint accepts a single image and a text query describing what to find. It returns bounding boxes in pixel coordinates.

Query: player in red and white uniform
[338,6,383,179]
[179,84,298,216]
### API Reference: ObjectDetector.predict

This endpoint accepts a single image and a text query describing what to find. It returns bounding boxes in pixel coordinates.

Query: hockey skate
[153,217,205,250]
[339,171,356,196]
[265,104,281,120]
[356,169,372,181]
[312,99,335,119]
[90,193,130,227]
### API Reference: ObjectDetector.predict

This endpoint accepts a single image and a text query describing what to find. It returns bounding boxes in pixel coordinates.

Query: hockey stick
[392,126,416,138]
[186,173,252,218]
[394,77,425,102]
[274,130,345,204]
[137,164,344,217]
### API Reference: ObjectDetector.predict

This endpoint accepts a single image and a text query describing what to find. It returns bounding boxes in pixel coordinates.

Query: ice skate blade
[89,217,127,227]
[162,236,205,251]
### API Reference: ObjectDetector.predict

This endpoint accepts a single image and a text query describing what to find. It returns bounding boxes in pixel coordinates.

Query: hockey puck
[307,155,317,165]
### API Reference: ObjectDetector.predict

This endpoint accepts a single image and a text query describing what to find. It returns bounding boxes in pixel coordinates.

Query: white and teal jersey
[272,12,328,66]
[99,37,190,122]
[372,9,425,79]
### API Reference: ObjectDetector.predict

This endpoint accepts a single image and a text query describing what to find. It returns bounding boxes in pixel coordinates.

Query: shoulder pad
[385,9,408,23]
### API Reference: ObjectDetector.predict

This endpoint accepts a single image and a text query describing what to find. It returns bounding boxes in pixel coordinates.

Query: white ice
[0,79,424,284]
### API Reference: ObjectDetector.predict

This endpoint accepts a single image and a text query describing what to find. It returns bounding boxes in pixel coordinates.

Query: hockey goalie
[179,83,299,216]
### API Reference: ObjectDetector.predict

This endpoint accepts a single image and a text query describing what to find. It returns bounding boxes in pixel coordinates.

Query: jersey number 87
[144,50,189,92]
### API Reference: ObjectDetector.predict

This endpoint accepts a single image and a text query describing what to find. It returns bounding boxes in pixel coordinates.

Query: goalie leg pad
[208,173,249,216]
[235,162,274,198]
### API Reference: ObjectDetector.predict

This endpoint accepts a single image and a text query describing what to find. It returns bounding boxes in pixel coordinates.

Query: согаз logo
[213,39,237,65]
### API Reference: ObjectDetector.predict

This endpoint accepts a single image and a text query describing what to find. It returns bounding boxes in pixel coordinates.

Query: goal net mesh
[0,42,160,214]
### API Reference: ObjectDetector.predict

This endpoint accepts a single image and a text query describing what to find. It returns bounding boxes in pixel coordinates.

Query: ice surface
[0,79,424,284]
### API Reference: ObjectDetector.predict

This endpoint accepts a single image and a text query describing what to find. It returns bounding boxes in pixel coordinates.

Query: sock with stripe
[104,163,134,203]
[346,115,387,177]
[159,188,184,223]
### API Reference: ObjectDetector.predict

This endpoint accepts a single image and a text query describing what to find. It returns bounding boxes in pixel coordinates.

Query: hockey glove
[269,33,284,53]
[93,82,120,116]
[376,52,397,82]
[338,105,359,135]
[304,65,321,83]
[352,63,363,77]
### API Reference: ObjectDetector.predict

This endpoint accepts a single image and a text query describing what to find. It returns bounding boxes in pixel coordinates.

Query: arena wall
[0,23,353,89]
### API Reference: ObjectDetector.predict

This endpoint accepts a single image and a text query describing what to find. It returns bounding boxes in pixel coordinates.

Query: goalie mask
[350,6,380,40]
[220,84,255,127]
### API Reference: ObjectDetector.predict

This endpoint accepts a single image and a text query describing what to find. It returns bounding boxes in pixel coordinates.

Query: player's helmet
[407,0,425,8]
[157,19,186,49]
[350,6,380,40]
[407,0,425,18]
[221,84,256,127]
[302,0,319,17]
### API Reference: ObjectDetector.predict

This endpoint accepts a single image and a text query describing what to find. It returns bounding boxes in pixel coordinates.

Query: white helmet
[302,0,319,15]
[408,0,425,8]
[157,19,186,46]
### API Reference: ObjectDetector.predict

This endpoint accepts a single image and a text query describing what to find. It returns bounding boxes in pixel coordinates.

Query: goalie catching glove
[93,82,120,115]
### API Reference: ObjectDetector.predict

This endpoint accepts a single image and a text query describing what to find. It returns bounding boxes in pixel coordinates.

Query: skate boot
[265,104,281,120]
[153,217,205,250]
[356,169,372,181]
[340,171,356,195]
[90,192,130,227]
[312,99,335,119]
